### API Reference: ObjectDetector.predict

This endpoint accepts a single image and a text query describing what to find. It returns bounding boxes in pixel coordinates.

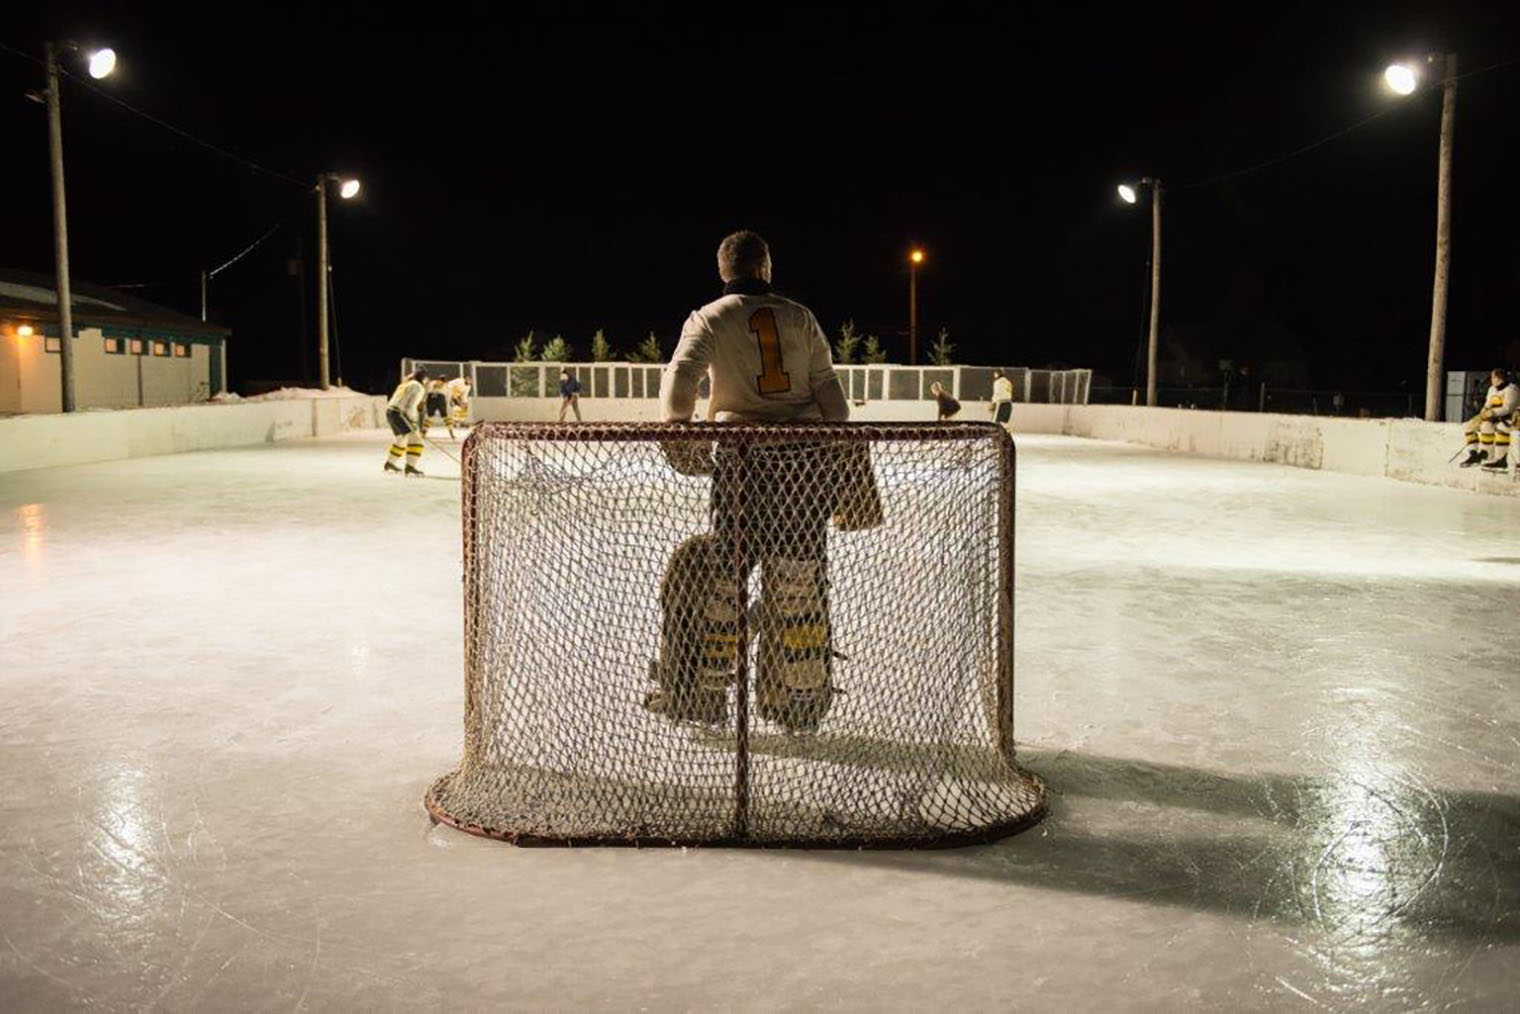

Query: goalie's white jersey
[661,289,839,422]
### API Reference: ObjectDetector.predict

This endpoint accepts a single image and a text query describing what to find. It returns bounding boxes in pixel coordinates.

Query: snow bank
[241,385,370,401]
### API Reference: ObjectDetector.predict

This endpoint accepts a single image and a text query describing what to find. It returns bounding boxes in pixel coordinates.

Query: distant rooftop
[0,268,229,338]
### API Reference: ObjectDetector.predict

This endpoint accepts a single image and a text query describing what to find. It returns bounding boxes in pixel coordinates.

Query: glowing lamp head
[338,178,361,199]
[17,324,35,337]
[1384,63,1418,95]
[87,48,117,79]
[1117,183,1138,204]
[909,249,925,265]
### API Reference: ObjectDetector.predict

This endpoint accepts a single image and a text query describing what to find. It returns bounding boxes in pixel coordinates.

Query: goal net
[425,421,1045,847]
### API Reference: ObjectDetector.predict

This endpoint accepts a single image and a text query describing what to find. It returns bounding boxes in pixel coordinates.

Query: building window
[172,342,190,358]
[44,336,61,353]
[129,338,144,355]
[104,336,124,354]
[152,340,169,357]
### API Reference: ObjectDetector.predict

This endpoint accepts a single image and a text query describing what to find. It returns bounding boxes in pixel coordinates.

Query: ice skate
[642,685,729,727]
[1482,458,1509,472]
[1458,449,1484,467]
[383,460,401,474]
[405,464,424,477]
[755,680,833,734]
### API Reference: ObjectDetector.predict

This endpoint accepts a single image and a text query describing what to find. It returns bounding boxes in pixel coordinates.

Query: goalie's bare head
[717,230,772,284]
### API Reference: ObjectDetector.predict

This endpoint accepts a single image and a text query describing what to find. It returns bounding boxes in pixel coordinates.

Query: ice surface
[2,432,1518,1011]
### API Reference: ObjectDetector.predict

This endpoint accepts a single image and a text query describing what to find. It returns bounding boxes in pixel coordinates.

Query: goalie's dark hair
[717,230,770,282]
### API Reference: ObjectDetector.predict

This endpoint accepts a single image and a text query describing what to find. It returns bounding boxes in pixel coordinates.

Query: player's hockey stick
[422,430,462,464]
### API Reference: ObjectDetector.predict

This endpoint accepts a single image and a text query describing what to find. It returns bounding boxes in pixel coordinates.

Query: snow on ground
[209,385,372,403]
[2,430,1518,1011]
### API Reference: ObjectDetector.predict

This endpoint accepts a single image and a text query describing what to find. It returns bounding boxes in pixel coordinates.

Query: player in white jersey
[1459,369,1520,470]
[444,375,472,434]
[648,232,851,732]
[383,368,427,476]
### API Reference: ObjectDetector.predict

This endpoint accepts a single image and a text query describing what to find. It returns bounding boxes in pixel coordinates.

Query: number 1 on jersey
[749,308,791,394]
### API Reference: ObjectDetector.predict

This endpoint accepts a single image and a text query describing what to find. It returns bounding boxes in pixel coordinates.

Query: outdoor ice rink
[3,430,1519,1012]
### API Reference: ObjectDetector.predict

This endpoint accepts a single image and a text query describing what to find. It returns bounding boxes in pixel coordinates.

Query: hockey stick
[423,430,462,464]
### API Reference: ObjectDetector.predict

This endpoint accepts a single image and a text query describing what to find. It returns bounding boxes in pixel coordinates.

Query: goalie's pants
[385,408,423,465]
[1463,414,1512,462]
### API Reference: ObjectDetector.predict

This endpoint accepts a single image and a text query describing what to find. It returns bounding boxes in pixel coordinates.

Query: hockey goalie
[645,230,879,734]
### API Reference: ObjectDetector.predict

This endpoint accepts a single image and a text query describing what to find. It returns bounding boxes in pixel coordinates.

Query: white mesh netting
[425,421,1046,846]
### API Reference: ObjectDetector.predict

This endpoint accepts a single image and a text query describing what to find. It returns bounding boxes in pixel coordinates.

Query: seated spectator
[1460,368,1519,470]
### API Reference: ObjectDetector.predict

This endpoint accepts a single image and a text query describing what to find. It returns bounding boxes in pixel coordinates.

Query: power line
[0,37,310,189]
[208,219,286,278]
[1171,53,1520,192]
[1171,107,1400,192]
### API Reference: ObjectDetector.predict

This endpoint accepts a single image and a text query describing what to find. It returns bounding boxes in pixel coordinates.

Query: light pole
[908,248,925,365]
[1385,55,1457,421]
[40,42,115,412]
[1118,178,1162,407]
[316,174,360,390]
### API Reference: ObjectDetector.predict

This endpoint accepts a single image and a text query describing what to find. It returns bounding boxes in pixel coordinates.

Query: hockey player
[991,369,1014,425]
[557,369,583,422]
[930,380,961,421]
[383,368,428,476]
[421,377,450,436]
[649,230,850,732]
[1459,369,1520,470]
[445,375,472,434]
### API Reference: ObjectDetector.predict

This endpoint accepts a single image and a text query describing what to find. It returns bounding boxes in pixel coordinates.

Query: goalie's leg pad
[756,557,835,732]
[646,534,735,725]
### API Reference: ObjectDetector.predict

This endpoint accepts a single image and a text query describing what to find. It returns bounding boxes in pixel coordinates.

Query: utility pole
[44,43,77,412]
[1425,53,1456,421]
[909,268,917,366]
[908,248,925,366]
[1145,179,1162,408]
[200,269,208,322]
[316,176,331,390]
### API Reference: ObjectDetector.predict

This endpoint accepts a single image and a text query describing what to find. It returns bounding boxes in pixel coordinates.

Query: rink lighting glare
[910,249,925,264]
[87,48,117,79]
[1117,184,1138,204]
[1384,63,1418,95]
[17,324,34,336]
[338,179,361,199]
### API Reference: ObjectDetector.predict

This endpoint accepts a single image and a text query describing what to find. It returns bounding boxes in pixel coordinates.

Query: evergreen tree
[629,331,663,363]
[590,329,614,362]
[511,332,539,396]
[862,334,887,364]
[513,332,538,362]
[835,320,860,365]
[929,327,955,366]
[541,335,571,362]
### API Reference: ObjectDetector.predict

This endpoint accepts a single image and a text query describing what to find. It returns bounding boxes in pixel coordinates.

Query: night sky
[5,2,1519,399]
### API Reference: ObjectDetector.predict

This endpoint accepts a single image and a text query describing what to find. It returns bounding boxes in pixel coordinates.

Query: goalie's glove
[659,436,715,477]
[830,444,885,531]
